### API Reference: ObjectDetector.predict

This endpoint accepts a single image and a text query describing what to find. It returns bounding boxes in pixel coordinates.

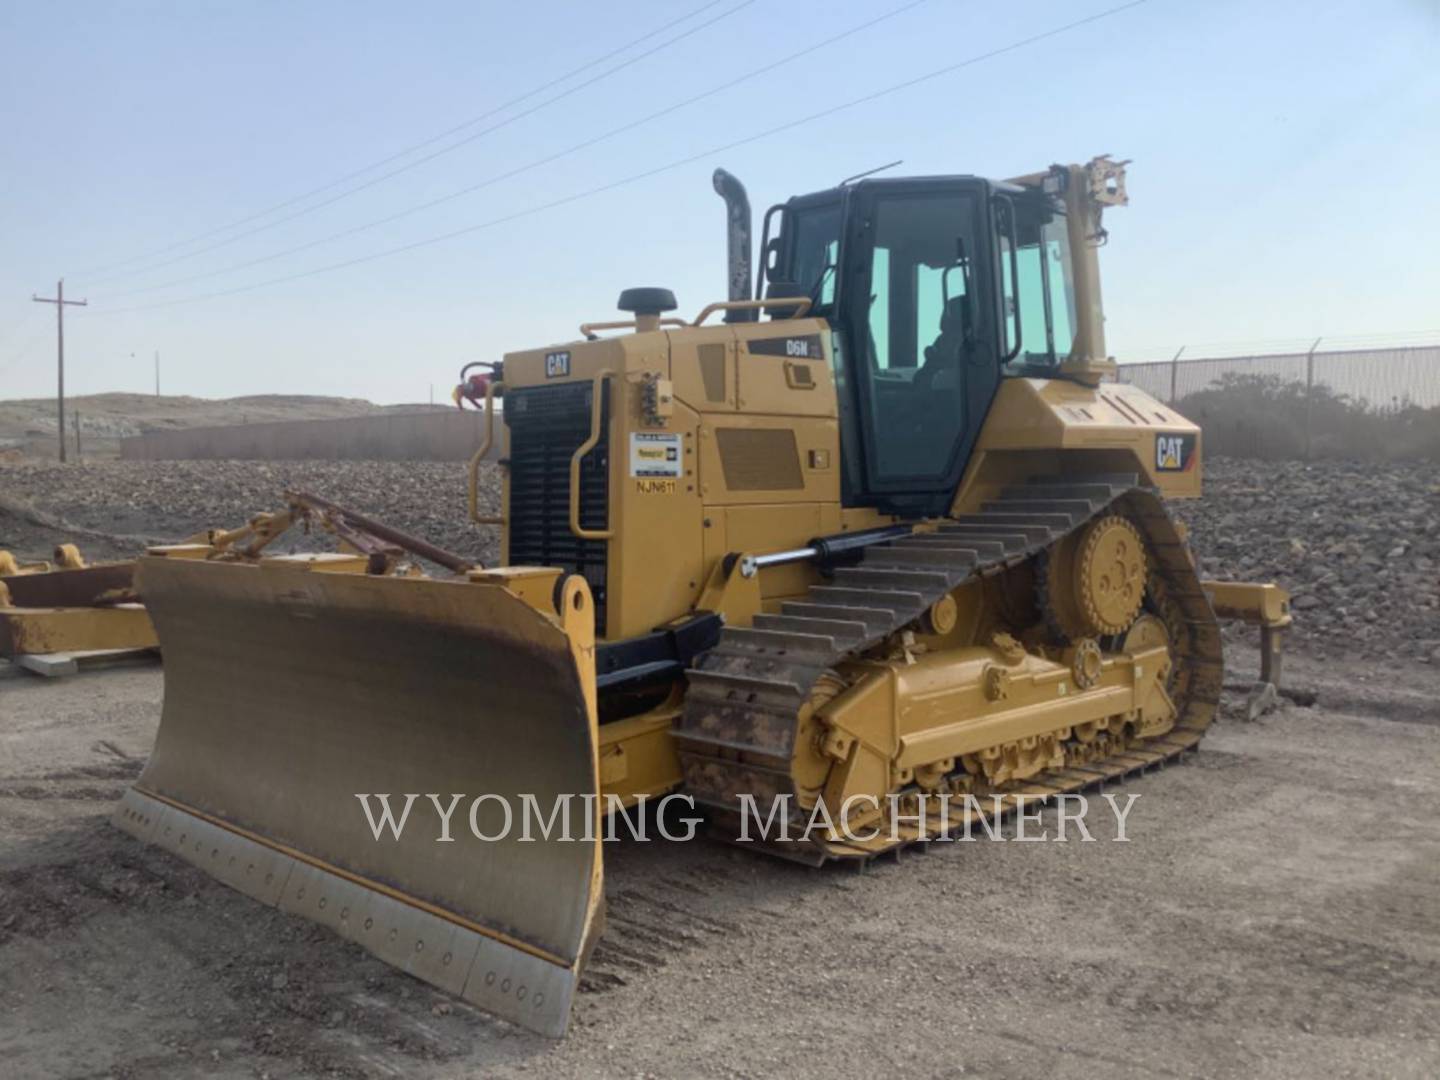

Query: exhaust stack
[712,168,754,323]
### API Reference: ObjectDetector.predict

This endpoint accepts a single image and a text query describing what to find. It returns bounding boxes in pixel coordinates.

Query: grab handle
[570,370,615,541]
[468,380,505,526]
[692,296,812,326]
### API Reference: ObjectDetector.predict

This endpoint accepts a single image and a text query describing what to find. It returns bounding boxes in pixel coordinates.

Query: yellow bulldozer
[114,157,1291,1036]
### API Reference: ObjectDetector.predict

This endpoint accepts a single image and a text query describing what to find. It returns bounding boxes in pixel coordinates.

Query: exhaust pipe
[712,168,754,322]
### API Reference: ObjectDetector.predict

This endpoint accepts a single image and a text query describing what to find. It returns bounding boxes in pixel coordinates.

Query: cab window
[999,200,1078,368]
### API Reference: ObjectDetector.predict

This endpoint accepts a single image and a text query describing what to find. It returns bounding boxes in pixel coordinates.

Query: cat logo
[1155,432,1196,472]
[544,351,570,378]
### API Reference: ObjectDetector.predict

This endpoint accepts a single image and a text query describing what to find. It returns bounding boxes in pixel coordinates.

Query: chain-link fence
[1114,345,1440,460]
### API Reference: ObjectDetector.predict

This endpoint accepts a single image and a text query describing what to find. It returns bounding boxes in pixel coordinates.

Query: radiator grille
[504,382,610,633]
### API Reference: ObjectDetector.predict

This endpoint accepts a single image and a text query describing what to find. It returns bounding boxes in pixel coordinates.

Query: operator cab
[759,174,1081,516]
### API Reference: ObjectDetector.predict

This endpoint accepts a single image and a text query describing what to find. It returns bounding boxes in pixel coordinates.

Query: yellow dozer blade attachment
[113,556,603,1037]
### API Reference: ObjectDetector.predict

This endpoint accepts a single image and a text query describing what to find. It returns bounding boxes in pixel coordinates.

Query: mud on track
[2,653,1438,1079]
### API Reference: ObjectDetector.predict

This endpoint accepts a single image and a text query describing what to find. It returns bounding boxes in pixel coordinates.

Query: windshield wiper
[808,259,836,308]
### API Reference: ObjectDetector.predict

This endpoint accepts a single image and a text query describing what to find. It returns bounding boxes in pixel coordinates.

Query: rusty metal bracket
[288,491,476,574]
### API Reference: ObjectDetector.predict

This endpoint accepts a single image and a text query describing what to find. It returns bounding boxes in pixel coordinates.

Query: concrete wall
[120,410,498,461]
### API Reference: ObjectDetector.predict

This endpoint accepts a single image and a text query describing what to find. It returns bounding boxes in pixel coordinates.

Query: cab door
[838,178,1000,516]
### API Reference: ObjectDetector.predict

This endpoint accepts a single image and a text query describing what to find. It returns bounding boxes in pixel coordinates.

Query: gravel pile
[3,456,1435,661]
[1174,458,1440,663]
[0,460,505,567]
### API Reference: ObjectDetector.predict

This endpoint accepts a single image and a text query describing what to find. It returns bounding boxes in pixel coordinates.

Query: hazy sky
[1,0,1436,404]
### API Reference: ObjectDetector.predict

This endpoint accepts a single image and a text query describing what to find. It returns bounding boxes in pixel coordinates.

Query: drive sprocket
[1040,514,1148,639]
[1075,514,1148,635]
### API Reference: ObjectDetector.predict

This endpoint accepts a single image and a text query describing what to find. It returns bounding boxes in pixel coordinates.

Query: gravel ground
[1,656,1436,1079]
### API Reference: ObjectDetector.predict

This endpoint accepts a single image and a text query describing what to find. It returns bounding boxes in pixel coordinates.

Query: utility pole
[1303,337,1322,461]
[155,350,160,396]
[32,279,88,463]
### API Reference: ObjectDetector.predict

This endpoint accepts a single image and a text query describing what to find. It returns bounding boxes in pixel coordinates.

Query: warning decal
[630,432,682,478]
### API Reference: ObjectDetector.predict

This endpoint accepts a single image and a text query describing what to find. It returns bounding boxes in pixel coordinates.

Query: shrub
[1175,373,1440,461]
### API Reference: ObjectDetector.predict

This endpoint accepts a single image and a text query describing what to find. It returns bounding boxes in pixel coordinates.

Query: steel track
[673,473,1224,865]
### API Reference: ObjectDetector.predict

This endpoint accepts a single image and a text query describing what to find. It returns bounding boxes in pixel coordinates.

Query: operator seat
[915,295,971,393]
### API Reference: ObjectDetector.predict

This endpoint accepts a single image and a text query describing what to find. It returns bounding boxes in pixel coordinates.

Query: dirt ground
[2,648,1437,1079]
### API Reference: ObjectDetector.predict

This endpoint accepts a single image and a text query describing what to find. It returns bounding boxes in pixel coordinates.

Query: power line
[81,0,755,289]
[70,0,746,283]
[0,322,53,380]
[96,0,933,302]
[0,304,45,353]
[93,0,1151,317]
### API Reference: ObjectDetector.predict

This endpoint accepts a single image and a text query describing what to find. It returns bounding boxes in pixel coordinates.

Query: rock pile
[3,455,1435,661]
[0,460,504,567]
[1173,458,1440,663]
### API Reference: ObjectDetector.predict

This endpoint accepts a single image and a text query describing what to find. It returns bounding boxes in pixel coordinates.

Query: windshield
[999,201,1078,370]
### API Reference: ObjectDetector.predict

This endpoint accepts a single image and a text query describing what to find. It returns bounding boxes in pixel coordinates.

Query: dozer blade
[113,556,602,1037]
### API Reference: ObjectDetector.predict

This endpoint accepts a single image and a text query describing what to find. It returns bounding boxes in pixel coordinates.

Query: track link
[673,473,1223,865]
